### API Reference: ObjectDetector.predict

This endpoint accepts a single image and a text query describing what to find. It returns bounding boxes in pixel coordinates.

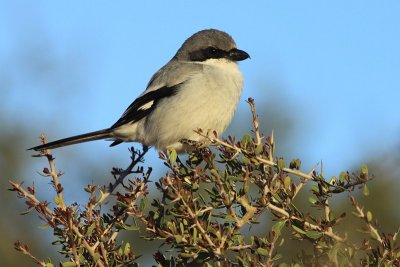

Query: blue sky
[1,1,400,182]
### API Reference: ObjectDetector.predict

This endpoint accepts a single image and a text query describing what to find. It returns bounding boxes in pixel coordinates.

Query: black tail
[28,128,114,151]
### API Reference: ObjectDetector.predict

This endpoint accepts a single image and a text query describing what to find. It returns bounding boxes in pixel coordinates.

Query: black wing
[111,83,182,129]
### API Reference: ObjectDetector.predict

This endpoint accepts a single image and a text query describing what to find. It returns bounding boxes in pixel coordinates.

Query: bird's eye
[208,47,218,55]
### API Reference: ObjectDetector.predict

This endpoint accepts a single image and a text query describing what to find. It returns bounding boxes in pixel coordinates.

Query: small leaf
[92,253,101,262]
[139,197,147,211]
[124,242,131,256]
[175,235,183,243]
[37,224,50,229]
[310,184,319,193]
[116,201,130,208]
[225,215,236,222]
[363,184,370,196]
[339,172,347,183]
[242,156,250,165]
[61,262,77,267]
[277,158,285,170]
[256,247,269,256]
[210,169,219,177]
[272,220,286,235]
[292,225,306,234]
[361,163,368,176]
[180,252,195,258]
[169,150,177,164]
[305,230,322,239]
[54,196,61,205]
[20,207,34,215]
[308,197,317,204]
[289,159,301,170]
[195,210,204,217]
[86,223,96,236]
[46,263,55,267]
[328,244,340,262]
[227,175,241,181]
[347,246,354,258]
[123,224,140,231]
[255,144,263,155]
[193,227,198,243]
[366,211,373,222]
[283,176,291,190]
[241,134,252,148]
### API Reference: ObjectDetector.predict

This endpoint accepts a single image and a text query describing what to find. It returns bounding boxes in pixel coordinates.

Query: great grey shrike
[29,29,250,152]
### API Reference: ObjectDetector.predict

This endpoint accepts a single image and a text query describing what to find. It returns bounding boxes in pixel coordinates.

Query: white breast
[144,59,243,151]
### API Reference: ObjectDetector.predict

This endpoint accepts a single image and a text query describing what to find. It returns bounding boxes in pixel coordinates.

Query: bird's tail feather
[28,128,114,151]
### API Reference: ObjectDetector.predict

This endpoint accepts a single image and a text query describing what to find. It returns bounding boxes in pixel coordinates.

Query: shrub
[10,99,400,266]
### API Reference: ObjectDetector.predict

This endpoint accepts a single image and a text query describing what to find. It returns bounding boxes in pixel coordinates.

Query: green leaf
[210,169,219,177]
[54,196,61,205]
[310,184,319,193]
[241,134,252,148]
[37,224,50,229]
[272,220,286,235]
[225,215,236,222]
[116,200,130,208]
[277,158,285,170]
[328,244,340,262]
[46,263,55,267]
[256,247,269,256]
[175,235,183,243]
[86,223,96,236]
[255,143,263,155]
[292,225,306,234]
[92,253,101,262]
[139,197,147,211]
[308,197,317,204]
[339,171,347,183]
[289,159,301,170]
[20,207,34,215]
[123,224,140,231]
[363,184,370,196]
[61,262,77,267]
[180,252,196,258]
[242,156,250,165]
[193,227,198,243]
[169,150,177,164]
[284,176,291,190]
[227,175,241,181]
[124,242,131,256]
[305,230,323,239]
[366,211,373,222]
[361,163,368,176]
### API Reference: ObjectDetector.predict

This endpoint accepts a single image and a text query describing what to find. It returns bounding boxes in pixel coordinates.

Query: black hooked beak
[228,48,250,61]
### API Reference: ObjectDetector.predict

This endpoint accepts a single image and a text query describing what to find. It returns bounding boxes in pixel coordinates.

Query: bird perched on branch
[29,29,250,153]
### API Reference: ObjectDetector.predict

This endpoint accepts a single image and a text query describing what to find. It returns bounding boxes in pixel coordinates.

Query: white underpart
[113,58,243,152]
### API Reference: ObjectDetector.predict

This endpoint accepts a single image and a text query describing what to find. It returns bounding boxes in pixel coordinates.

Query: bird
[29,29,250,153]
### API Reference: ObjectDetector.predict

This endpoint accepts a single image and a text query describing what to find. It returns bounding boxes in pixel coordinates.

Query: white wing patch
[138,100,154,111]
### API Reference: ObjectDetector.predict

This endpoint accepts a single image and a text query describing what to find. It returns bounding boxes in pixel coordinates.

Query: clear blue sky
[1,1,399,179]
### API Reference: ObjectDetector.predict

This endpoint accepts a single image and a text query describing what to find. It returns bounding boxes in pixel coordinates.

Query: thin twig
[40,133,67,211]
